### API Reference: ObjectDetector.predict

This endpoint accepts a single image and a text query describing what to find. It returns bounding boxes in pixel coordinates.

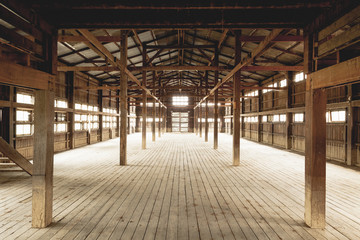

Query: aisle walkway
[1,133,360,239]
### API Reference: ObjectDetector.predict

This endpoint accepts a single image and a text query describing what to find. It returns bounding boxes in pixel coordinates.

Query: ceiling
[11,1,336,99]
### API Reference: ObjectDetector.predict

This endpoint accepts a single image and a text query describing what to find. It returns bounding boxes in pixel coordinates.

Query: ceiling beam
[195,29,284,108]
[42,2,332,10]
[58,64,302,72]
[58,35,122,42]
[77,29,166,108]
[239,35,303,42]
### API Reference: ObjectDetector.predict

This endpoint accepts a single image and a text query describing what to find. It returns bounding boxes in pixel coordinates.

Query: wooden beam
[67,72,75,149]
[195,29,283,108]
[142,47,147,149]
[233,30,241,166]
[32,90,54,228]
[305,88,327,228]
[205,72,209,142]
[158,105,162,137]
[318,23,360,57]
[304,33,326,229]
[311,56,360,89]
[58,66,118,71]
[146,44,215,49]
[76,29,166,108]
[0,137,33,175]
[0,61,54,90]
[152,71,156,142]
[346,85,356,166]
[128,65,230,71]
[214,49,219,149]
[239,35,304,42]
[242,65,303,71]
[318,4,360,41]
[52,2,331,10]
[58,35,123,42]
[0,24,43,55]
[120,30,128,165]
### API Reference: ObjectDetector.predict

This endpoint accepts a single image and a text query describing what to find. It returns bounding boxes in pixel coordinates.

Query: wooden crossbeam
[239,35,303,42]
[0,60,54,90]
[58,35,122,42]
[58,65,302,72]
[146,44,215,49]
[195,29,283,108]
[77,29,166,108]
[0,137,33,175]
[129,65,230,71]
[311,56,360,89]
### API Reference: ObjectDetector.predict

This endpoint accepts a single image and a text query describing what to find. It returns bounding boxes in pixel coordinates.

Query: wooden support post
[119,30,128,165]
[233,30,242,166]
[219,106,225,133]
[197,98,200,135]
[98,88,103,141]
[241,90,245,138]
[127,100,130,135]
[194,107,198,135]
[285,112,292,149]
[346,85,356,165]
[199,104,203,137]
[257,116,262,142]
[158,105,161,138]
[8,86,14,147]
[135,105,141,132]
[214,49,219,149]
[205,72,209,142]
[32,90,54,228]
[163,108,167,133]
[257,87,262,142]
[230,99,233,135]
[142,47,147,149]
[152,71,156,142]
[67,72,75,149]
[285,72,294,150]
[304,33,326,229]
[305,87,327,228]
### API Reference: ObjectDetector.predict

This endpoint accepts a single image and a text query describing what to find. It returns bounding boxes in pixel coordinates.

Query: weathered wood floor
[1,133,360,240]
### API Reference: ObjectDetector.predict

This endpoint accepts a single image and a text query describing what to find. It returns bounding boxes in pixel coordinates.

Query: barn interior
[1,1,360,239]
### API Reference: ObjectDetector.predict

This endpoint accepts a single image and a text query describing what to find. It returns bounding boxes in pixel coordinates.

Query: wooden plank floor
[1,133,360,240]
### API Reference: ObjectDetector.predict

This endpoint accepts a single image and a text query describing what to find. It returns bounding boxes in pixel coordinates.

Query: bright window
[55,123,67,133]
[16,110,31,122]
[17,93,34,104]
[262,115,267,122]
[75,103,82,110]
[294,113,304,122]
[173,96,189,106]
[329,110,346,122]
[75,123,82,130]
[273,114,279,122]
[279,114,286,122]
[245,116,258,123]
[16,124,32,136]
[280,79,287,87]
[55,100,68,108]
[294,72,304,82]
[245,90,259,97]
[16,110,33,136]
[273,114,286,123]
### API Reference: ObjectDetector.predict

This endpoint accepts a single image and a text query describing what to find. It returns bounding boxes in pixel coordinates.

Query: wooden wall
[0,70,137,160]
[225,77,357,166]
